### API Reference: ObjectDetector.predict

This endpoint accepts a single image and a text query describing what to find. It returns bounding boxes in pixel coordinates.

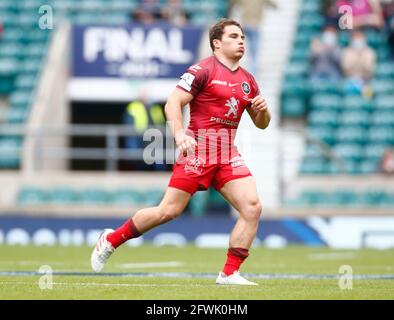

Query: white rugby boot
[216,271,258,286]
[91,229,115,272]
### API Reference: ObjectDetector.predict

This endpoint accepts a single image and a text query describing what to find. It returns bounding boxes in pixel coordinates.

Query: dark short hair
[209,18,244,51]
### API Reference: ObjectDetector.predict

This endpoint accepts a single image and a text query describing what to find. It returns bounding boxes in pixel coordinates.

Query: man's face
[215,25,245,60]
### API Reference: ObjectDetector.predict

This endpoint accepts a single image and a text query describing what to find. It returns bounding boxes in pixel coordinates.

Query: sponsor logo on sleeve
[189,64,202,72]
[178,72,195,91]
[211,79,227,86]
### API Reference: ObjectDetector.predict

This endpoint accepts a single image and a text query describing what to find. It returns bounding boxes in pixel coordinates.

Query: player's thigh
[158,186,192,215]
[218,176,262,216]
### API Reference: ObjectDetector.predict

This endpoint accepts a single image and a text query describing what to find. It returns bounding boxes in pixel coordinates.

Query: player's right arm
[165,88,197,155]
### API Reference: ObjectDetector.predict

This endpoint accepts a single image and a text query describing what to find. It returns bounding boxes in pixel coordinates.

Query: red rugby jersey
[176,55,260,159]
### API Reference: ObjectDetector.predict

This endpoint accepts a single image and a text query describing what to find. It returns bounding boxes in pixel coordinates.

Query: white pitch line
[0,261,67,266]
[0,281,209,287]
[116,261,184,269]
[308,252,356,260]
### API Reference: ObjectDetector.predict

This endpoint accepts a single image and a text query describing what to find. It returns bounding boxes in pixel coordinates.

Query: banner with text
[72,23,205,78]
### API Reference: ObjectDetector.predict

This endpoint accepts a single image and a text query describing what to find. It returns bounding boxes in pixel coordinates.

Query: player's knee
[159,204,183,223]
[242,199,262,222]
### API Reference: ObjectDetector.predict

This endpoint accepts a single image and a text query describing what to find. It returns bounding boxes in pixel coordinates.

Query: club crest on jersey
[224,97,239,119]
[184,155,205,175]
[241,82,250,95]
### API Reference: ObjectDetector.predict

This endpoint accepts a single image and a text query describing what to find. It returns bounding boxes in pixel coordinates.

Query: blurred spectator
[380,148,394,174]
[389,16,394,59]
[123,99,149,150]
[382,1,394,59]
[229,0,278,74]
[123,99,166,171]
[341,30,376,96]
[229,0,277,27]
[309,26,342,80]
[336,0,385,30]
[131,0,162,24]
[322,0,340,26]
[161,0,190,26]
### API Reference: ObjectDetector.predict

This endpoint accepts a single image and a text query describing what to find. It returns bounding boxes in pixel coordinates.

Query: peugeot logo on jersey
[224,97,239,119]
[241,82,250,95]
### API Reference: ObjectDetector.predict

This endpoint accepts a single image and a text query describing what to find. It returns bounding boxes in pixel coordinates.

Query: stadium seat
[376,47,391,61]
[0,137,22,168]
[14,74,37,91]
[298,12,324,31]
[49,187,80,204]
[306,126,335,145]
[333,143,364,162]
[0,58,18,94]
[300,0,320,13]
[281,78,307,96]
[343,95,373,111]
[285,61,309,78]
[112,188,141,206]
[293,30,315,47]
[335,126,367,145]
[360,190,387,206]
[329,189,359,206]
[0,43,24,61]
[290,47,310,62]
[327,159,359,175]
[371,79,394,95]
[338,110,370,127]
[303,144,326,158]
[358,160,379,174]
[80,187,112,205]
[338,31,350,47]
[19,58,42,76]
[298,190,327,206]
[309,93,341,110]
[18,187,48,205]
[364,143,387,166]
[367,126,394,144]
[143,189,164,206]
[378,193,394,207]
[281,94,306,117]
[364,30,387,49]
[374,94,394,110]
[9,90,33,110]
[308,110,339,127]
[6,108,29,124]
[299,158,328,174]
[374,62,394,79]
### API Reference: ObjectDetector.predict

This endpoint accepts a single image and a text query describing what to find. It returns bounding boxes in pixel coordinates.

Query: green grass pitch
[0,244,393,300]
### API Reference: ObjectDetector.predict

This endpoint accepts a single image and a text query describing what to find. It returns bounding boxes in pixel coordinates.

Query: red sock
[222,247,249,276]
[106,218,141,248]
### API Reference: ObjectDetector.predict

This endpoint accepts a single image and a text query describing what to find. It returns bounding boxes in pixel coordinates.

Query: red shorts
[168,152,252,195]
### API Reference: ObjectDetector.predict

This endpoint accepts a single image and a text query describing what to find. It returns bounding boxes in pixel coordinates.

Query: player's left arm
[246,95,271,129]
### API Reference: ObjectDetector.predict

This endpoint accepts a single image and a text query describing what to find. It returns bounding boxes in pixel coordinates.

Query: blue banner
[72,23,205,78]
[0,216,325,247]
[1,215,393,249]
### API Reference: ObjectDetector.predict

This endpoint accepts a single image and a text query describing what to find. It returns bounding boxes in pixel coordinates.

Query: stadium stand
[0,0,231,216]
[0,0,393,217]
[0,0,227,170]
[281,0,394,177]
